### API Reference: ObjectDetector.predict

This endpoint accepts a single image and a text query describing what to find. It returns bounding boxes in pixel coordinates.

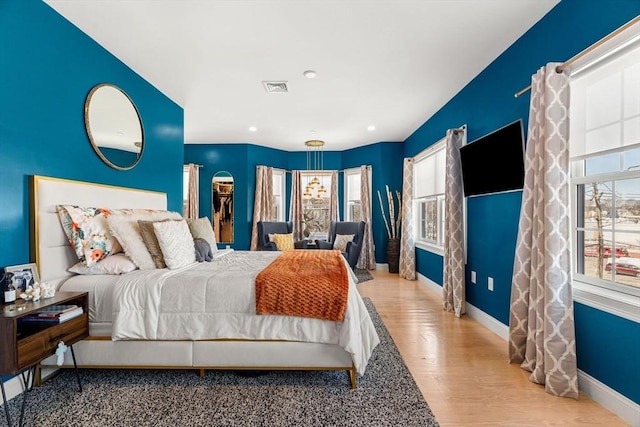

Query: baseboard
[375,263,387,270]
[416,272,639,426]
[578,371,640,426]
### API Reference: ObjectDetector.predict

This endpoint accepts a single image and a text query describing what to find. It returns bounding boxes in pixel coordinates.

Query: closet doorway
[212,171,233,244]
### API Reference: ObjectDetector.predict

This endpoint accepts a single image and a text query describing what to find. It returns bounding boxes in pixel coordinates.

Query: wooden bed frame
[30,175,357,388]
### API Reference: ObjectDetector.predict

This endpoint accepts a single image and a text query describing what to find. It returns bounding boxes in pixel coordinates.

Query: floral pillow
[57,205,128,267]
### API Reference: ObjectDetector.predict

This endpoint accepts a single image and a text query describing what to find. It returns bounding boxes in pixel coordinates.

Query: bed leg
[199,369,205,378]
[348,367,357,389]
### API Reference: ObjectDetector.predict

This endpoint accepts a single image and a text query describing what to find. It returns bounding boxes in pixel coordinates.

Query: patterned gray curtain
[509,63,577,399]
[398,158,416,280]
[357,165,376,270]
[329,170,339,222]
[185,163,199,220]
[250,165,273,250]
[443,128,466,317]
[289,170,304,241]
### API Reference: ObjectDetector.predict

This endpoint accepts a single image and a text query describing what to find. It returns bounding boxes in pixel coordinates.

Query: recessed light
[367,125,376,131]
[249,126,257,132]
[303,70,317,79]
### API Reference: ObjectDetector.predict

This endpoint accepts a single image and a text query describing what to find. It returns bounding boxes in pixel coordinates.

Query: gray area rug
[5,299,439,427]
[353,268,374,283]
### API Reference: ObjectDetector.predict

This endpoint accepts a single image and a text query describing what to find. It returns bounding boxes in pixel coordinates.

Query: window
[272,169,286,221]
[344,168,362,222]
[414,138,446,252]
[570,25,640,315]
[301,171,332,240]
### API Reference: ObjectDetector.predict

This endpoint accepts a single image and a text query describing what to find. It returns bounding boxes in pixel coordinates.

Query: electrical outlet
[488,277,494,291]
[471,271,476,284]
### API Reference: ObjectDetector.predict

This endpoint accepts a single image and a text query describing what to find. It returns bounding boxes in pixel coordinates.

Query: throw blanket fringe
[255,250,349,321]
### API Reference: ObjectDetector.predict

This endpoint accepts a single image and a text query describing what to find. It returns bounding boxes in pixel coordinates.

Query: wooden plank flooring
[357,270,629,427]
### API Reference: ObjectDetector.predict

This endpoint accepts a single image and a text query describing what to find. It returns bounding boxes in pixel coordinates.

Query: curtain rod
[514,16,639,98]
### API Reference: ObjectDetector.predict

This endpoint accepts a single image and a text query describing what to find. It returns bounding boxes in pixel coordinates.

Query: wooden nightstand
[0,291,88,426]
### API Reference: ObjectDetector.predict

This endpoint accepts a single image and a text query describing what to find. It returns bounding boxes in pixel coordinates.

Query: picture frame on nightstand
[4,263,40,292]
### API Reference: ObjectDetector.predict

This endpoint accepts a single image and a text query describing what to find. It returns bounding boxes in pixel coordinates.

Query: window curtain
[357,165,375,270]
[509,63,578,399]
[185,163,199,220]
[398,158,416,280]
[250,165,273,250]
[329,170,339,223]
[442,128,466,317]
[290,170,304,241]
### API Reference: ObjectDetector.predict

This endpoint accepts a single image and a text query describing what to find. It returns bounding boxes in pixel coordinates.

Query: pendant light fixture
[304,139,327,199]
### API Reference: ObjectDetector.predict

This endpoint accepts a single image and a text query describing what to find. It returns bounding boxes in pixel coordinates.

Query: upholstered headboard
[30,175,167,287]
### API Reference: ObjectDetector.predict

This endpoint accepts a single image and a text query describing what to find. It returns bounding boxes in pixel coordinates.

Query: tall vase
[386,237,400,274]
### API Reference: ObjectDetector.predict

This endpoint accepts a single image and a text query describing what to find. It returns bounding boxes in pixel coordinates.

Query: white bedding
[64,250,379,375]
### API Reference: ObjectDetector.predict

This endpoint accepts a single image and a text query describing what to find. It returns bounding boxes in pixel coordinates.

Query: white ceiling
[44,0,558,152]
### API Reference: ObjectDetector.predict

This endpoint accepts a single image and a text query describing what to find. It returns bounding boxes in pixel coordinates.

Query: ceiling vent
[262,81,289,93]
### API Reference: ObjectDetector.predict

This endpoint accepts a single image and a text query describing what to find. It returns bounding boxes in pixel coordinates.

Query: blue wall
[185,142,404,262]
[404,0,640,404]
[0,1,183,381]
[3,0,637,408]
[0,1,184,268]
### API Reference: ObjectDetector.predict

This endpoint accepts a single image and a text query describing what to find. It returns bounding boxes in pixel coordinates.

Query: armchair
[315,221,366,268]
[257,221,308,250]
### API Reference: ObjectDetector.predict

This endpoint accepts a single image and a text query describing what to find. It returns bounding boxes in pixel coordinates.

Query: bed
[30,175,379,388]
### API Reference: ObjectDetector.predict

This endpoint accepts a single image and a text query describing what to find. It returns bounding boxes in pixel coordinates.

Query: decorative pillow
[57,205,126,267]
[186,217,217,252]
[152,219,196,269]
[68,253,137,275]
[138,219,175,269]
[107,209,182,269]
[333,234,355,252]
[194,238,213,262]
[272,233,295,251]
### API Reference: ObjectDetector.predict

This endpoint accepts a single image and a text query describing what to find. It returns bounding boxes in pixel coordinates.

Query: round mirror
[84,83,144,170]
[212,171,234,244]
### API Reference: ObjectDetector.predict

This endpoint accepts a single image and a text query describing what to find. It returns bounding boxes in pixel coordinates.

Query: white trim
[578,371,640,427]
[465,303,509,341]
[415,241,444,257]
[417,272,639,424]
[572,281,640,323]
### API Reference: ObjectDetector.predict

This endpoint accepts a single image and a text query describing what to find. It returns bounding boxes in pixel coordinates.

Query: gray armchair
[315,221,366,268]
[257,221,308,250]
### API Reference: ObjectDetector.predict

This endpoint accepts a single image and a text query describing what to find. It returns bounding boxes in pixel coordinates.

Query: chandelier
[303,140,327,199]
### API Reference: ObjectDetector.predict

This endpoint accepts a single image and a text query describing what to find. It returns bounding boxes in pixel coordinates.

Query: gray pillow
[194,238,213,262]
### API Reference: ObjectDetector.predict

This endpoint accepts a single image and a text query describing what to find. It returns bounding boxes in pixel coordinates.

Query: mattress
[60,274,119,336]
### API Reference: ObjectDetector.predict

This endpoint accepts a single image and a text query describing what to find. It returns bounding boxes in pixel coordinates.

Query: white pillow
[153,219,197,269]
[333,234,355,252]
[187,217,217,252]
[68,253,138,275]
[107,210,182,269]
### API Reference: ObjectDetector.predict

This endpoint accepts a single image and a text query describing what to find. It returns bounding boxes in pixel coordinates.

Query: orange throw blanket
[255,250,349,322]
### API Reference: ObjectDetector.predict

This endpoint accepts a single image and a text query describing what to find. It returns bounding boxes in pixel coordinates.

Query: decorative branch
[386,185,396,239]
[395,190,402,238]
[377,186,402,240]
[377,190,391,239]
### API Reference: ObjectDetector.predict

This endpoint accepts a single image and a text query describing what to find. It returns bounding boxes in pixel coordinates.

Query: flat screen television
[459,119,525,197]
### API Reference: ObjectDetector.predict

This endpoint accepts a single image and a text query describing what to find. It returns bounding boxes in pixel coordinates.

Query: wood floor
[357,269,629,427]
